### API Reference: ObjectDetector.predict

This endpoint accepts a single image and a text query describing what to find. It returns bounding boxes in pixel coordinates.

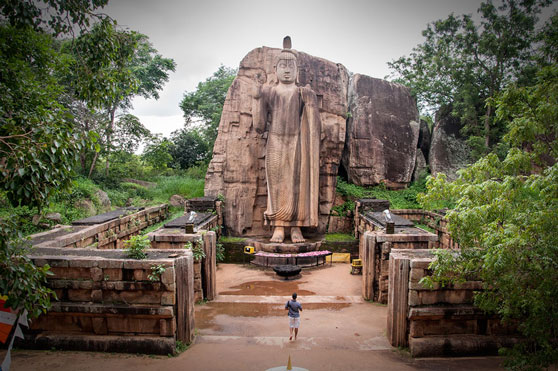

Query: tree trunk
[105,107,116,176]
[88,150,99,178]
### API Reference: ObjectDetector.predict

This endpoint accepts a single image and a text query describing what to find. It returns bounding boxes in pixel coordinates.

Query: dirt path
[10,264,503,370]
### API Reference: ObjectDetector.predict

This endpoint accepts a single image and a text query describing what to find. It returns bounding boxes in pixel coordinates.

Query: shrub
[124,234,150,259]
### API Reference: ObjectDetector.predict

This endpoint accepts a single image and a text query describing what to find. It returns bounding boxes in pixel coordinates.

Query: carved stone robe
[257,84,321,228]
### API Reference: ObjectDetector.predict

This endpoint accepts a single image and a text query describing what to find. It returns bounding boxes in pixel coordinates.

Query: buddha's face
[276,58,297,84]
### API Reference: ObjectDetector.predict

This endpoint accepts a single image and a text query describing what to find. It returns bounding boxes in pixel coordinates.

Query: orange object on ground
[0,295,15,344]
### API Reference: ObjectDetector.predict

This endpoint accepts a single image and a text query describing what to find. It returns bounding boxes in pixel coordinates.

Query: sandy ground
[9,263,504,371]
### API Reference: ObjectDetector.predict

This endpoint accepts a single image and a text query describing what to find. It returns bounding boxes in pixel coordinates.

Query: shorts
[289,316,300,328]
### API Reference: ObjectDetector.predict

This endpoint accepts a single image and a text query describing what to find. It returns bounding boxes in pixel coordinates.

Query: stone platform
[245,236,324,254]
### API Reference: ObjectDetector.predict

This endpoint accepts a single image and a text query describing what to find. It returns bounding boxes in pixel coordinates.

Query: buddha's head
[276,37,297,85]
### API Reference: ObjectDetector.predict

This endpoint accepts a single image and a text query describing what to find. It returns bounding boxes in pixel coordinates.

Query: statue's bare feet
[270,227,285,243]
[290,227,305,243]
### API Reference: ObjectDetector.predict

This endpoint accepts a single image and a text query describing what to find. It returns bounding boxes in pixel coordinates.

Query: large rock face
[342,74,420,189]
[205,47,349,236]
[429,105,471,181]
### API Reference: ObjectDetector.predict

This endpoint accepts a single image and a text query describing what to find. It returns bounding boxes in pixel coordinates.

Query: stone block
[133,269,149,281]
[103,268,122,281]
[106,317,159,335]
[50,267,90,279]
[159,319,176,337]
[119,290,162,305]
[161,292,176,306]
[91,290,103,302]
[68,289,92,302]
[90,267,103,282]
[410,319,477,338]
[160,267,175,285]
[92,317,108,335]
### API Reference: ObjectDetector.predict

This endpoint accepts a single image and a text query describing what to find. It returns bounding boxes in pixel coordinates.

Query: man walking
[285,292,302,341]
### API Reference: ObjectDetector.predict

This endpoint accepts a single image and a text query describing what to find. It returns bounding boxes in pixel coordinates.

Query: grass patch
[146,176,205,204]
[219,236,246,243]
[413,223,436,233]
[336,176,427,210]
[325,233,356,242]
[142,208,184,234]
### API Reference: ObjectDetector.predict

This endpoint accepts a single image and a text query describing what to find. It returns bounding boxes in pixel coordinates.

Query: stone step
[213,295,365,304]
[194,334,391,351]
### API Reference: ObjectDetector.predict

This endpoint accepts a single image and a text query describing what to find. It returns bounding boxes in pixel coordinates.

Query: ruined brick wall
[387,250,518,357]
[31,205,169,249]
[392,209,459,250]
[360,231,437,303]
[28,249,195,354]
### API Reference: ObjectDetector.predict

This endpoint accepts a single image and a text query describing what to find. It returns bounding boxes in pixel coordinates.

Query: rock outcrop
[342,74,420,189]
[429,105,471,181]
[205,47,349,236]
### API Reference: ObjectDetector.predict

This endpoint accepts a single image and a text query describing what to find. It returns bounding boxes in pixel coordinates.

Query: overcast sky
[103,0,556,138]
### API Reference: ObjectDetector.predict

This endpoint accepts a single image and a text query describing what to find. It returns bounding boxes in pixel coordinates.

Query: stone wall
[392,209,459,250]
[31,205,169,249]
[26,248,195,354]
[360,231,437,303]
[326,215,353,234]
[387,250,518,357]
[148,229,217,303]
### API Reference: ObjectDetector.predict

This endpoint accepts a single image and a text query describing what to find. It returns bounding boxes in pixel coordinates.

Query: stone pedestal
[246,236,323,253]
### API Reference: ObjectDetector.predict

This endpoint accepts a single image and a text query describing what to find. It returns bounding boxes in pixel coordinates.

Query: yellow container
[244,246,255,254]
[352,259,363,267]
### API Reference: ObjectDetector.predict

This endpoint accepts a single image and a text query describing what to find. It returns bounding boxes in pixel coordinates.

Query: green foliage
[216,243,225,263]
[142,134,174,171]
[169,128,209,170]
[335,177,428,210]
[0,219,55,318]
[388,0,553,150]
[146,176,205,204]
[419,65,558,369]
[0,25,95,210]
[124,234,150,260]
[192,246,206,261]
[219,236,246,243]
[179,65,237,150]
[325,233,356,242]
[148,264,166,282]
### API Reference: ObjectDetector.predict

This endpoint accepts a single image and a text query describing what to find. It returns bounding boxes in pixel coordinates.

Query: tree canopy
[179,65,236,147]
[419,64,558,369]
[389,0,553,154]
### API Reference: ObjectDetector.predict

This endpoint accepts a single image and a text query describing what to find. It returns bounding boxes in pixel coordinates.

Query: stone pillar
[202,231,217,301]
[176,251,195,344]
[387,251,411,347]
[360,232,376,301]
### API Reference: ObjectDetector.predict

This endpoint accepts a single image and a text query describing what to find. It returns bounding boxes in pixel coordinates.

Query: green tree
[179,65,236,148]
[67,26,175,176]
[389,0,552,152]
[169,128,209,170]
[142,134,174,171]
[419,65,558,369]
[0,0,110,320]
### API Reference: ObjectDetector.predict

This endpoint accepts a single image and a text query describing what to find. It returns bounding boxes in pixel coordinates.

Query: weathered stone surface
[418,119,431,161]
[412,149,428,182]
[342,74,420,189]
[205,46,349,236]
[74,199,96,216]
[429,105,471,181]
[169,194,185,207]
[95,189,111,211]
[46,212,62,223]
